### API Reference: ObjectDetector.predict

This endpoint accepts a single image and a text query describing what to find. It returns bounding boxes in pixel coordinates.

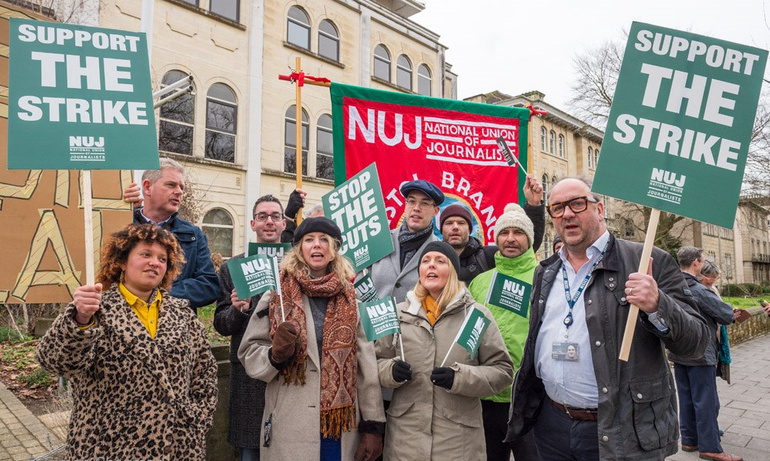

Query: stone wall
[726,306,770,345]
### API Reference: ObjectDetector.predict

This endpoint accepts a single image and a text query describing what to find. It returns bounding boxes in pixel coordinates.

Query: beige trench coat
[376,289,513,461]
[238,291,385,460]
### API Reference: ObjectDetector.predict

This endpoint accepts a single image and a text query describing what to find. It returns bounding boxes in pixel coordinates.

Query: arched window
[205,83,236,163]
[594,149,599,167]
[417,64,431,96]
[542,174,549,204]
[396,55,412,91]
[558,134,564,158]
[210,0,239,22]
[316,114,333,180]
[284,105,308,176]
[202,208,233,258]
[373,45,391,81]
[287,6,310,50]
[318,20,339,62]
[159,70,195,156]
[540,126,547,151]
[549,130,555,154]
[588,146,593,168]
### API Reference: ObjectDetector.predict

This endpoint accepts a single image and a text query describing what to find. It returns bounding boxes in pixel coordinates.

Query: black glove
[392,360,412,383]
[430,367,455,390]
[284,189,305,219]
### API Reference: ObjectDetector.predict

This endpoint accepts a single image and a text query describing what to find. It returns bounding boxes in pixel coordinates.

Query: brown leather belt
[550,399,598,421]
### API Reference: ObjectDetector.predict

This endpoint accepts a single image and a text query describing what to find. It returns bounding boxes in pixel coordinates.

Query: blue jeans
[674,363,721,453]
[238,447,260,461]
[534,398,599,461]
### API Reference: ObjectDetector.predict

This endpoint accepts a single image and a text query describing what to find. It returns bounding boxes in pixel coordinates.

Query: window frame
[396,54,412,91]
[417,64,431,96]
[284,105,309,177]
[318,19,340,62]
[201,208,234,258]
[373,44,391,82]
[158,70,195,156]
[287,6,311,50]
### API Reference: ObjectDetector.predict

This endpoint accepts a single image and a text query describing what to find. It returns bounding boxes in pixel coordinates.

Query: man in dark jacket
[671,246,741,461]
[130,158,218,311]
[440,174,545,283]
[215,194,287,461]
[507,177,708,460]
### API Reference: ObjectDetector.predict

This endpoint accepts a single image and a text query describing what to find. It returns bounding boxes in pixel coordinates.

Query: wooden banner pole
[294,57,303,225]
[618,208,660,362]
[82,170,95,285]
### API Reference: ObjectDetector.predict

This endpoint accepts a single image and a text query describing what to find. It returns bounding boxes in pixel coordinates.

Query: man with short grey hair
[671,246,741,461]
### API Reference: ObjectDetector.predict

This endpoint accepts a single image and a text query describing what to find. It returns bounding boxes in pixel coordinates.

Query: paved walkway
[1,334,770,460]
[0,382,61,461]
[668,332,770,460]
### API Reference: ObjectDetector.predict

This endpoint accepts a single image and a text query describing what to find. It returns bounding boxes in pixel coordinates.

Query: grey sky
[413,0,770,110]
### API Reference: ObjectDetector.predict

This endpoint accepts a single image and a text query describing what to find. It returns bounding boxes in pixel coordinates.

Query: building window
[210,0,239,22]
[202,208,233,258]
[396,55,412,91]
[558,134,564,158]
[318,20,339,62]
[549,130,555,154]
[417,64,431,96]
[178,0,198,5]
[544,234,551,257]
[725,253,733,279]
[205,83,237,163]
[316,114,333,180]
[594,149,599,167]
[542,174,549,204]
[287,6,310,50]
[284,105,308,176]
[373,45,391,81]
[588,146,593,168]
[158,70,194,156]
[540,126,547,151]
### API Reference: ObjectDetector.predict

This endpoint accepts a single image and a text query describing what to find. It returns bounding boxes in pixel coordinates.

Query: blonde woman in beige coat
[375,241,513,461]
[239,217,385,461]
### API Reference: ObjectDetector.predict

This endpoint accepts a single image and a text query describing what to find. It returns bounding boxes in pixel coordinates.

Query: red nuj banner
[330,83,530,244]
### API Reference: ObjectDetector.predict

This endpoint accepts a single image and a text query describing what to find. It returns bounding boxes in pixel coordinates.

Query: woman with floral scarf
[239,217,385,461]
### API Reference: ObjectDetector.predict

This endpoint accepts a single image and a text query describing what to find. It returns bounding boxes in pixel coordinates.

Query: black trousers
[482,400,540,461]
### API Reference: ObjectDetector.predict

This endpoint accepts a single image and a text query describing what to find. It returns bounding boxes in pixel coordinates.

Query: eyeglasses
[406,198,435,210]
[254,212,284,222]
[546,196,598,218]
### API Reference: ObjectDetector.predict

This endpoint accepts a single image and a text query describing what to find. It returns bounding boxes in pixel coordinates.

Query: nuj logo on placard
[647,167,686,204]
[69,135,106,162]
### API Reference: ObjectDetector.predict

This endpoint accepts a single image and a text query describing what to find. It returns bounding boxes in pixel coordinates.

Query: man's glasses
[405,198,435,210]
[254,212,284,222]
[546,196,598,218]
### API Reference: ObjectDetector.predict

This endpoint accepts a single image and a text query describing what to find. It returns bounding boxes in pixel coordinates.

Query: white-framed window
[594,149,599,166]
[373,45,391,81]
[540,126,547,151]
[316,114,333,180]
[205,83,236,163]
[396,55,412,91]
[284,105,309,176]
[318,20,339,62]
[287,6,310,50]
[210,0,239,22]
[549,130,555,154]
[542,174,549,204]
[558,134,564,158]
[202,208,233,258]
[159,70,195,156]
[417,64,431,96]
[588,146,593,168]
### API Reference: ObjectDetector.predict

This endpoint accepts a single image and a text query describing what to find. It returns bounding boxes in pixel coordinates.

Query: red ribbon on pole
[526,103,548,121]
[278,71,331,87]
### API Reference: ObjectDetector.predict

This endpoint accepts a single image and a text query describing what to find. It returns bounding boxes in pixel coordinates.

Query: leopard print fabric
[36,284,218,460]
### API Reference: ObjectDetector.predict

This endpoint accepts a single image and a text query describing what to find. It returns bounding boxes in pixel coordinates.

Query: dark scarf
[268,269,358,440]
[398,221,434,269]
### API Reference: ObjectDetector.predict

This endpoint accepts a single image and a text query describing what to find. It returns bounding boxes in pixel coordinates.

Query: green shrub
[723,283,764,297]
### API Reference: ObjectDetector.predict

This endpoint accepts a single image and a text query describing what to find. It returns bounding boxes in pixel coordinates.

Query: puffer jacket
[376,289,513,461]
[507,234,708,460]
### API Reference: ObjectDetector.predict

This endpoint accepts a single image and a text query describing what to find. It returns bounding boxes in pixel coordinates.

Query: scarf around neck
[398,221,434,269]
[268,268,359,439]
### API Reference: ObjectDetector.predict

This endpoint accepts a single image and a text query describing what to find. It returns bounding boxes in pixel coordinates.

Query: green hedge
[722,283,769,297]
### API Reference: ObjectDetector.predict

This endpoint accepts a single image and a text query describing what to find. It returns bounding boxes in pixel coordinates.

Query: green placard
[354,272,379,302]
[593,22,768,228]
[358,296,400,342]
[226,254,277,300]
[454,307,490,360]
[248,242,292,262]
[323,163,394,271]
[7,19,159,170]
[484,272,532,318]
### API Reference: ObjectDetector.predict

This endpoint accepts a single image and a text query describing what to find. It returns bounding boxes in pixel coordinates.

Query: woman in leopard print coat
[37,224,218,460]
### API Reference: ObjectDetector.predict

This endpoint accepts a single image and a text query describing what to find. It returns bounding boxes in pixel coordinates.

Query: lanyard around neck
[561,240,609,329]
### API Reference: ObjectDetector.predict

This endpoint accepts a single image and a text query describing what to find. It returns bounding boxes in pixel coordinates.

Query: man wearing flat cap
[369,179,444,305]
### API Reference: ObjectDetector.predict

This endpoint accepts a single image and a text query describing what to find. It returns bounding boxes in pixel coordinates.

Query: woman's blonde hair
[281,234,355,286]
[413,259,464,312]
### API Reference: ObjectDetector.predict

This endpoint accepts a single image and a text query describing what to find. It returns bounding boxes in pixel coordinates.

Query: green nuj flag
[454,307,490,360]
[248,242,292,262]
[358,296,400,342]
[226,254,277,300]
[354,272,379,302]
[485,272,532,318]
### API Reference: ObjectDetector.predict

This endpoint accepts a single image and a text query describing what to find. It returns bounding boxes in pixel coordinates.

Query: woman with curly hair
[37,223,218,461]
[239,217,385,461]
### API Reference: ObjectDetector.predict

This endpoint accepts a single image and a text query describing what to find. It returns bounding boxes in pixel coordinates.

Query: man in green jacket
[469,202,539,461]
